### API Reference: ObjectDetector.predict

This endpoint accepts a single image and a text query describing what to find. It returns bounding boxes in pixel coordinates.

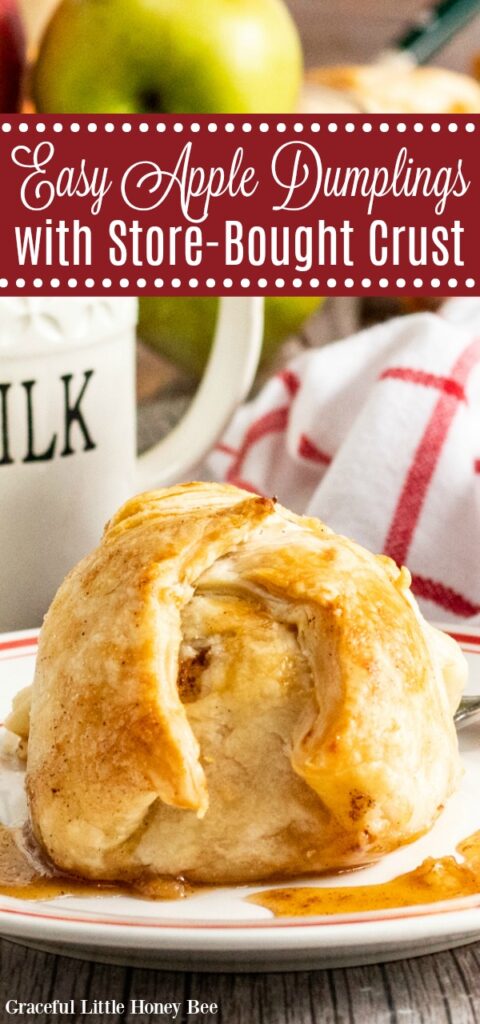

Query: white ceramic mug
[0,295,263,631]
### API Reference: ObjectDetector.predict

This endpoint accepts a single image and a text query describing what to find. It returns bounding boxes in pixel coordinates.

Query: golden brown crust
[305,65,480,113]
[21,483,466,884]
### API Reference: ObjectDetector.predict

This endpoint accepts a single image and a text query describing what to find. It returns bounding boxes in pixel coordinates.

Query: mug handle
[136,296,264,491]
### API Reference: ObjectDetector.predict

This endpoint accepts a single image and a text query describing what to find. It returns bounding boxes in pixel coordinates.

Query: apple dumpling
[302,64,480,114]
[8,482,466,885]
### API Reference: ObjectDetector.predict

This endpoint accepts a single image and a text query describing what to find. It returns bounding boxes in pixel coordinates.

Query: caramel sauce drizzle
[0,825,190,902]
[2,818,480,916]
[248,831,480,917]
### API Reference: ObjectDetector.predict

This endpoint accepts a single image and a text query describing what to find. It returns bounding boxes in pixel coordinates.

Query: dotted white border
[0,116,476,293]
[0,277,475,291]
[1,119,476,135]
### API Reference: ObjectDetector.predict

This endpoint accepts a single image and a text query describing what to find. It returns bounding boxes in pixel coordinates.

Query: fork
[454,696,480,729]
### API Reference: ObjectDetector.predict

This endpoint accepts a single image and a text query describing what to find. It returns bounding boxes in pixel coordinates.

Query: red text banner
[0,114,477,296]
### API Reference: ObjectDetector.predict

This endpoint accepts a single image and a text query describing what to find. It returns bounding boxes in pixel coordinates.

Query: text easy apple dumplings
[10,483,466,885]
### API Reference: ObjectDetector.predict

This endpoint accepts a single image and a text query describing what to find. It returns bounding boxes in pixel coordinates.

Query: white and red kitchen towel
[207,303,480,624]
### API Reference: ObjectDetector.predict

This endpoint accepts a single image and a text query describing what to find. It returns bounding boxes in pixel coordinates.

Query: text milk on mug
[0,295,263,631]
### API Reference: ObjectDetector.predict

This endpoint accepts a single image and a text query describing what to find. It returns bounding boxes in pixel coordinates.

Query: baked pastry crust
[11,483,466,884]
[303,64,480,114]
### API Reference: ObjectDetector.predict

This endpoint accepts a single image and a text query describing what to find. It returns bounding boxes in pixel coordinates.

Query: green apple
[138,295,324,377]
[33,0,303,114]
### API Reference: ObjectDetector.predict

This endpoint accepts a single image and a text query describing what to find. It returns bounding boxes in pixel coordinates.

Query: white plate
[0,625,480,972]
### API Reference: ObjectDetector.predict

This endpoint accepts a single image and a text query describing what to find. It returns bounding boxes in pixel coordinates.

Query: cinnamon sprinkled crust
[12,483,466,885]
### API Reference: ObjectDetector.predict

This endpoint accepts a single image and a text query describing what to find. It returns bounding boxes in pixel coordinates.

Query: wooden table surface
[4,2,480,1020]
[1,938,480,1023]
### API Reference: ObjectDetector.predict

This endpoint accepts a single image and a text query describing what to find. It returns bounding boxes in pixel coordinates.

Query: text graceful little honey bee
[4,999,219,1017]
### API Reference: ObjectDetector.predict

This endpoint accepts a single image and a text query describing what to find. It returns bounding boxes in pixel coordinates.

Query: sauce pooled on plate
[248,831,480,917]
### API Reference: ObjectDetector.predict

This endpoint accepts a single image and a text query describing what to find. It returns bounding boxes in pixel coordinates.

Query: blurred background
[18,0,480,70]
